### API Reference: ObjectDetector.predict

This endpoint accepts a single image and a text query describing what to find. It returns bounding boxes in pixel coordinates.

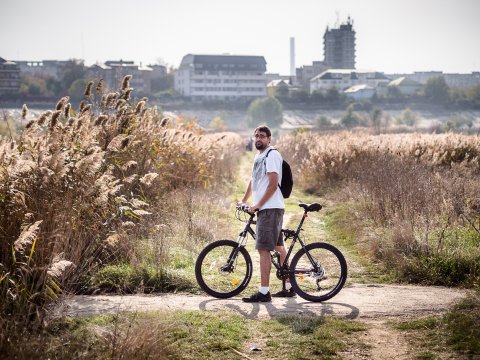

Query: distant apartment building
[323,17,356,69]
[265,73,291,84]
[295,61,330,91]
[387,71,480,89]
[310,69,390,94]
[0,57,21,95]
[174,54,267,101]
[87,60,164,95]
[16,59,83,80]
[266,79,290,97]
[294,17,355,92]
[383,77,423,96]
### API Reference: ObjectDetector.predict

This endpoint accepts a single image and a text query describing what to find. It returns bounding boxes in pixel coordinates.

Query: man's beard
[255,142,267,150]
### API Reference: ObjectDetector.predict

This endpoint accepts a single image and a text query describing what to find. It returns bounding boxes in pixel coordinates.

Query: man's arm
[241,180,252,204]
[250,172,278,212]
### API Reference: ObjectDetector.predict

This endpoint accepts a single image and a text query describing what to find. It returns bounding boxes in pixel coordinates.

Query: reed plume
[64,103,71,118]
[105,93,117,107]
[14,220,43,253]
[122,75,132,90]
[49,110,62,129]
[48,259,74,279]
[115,99,126,110]
[25,120,35,129]
[95,78,104,94]
[135,100,146,115]
[84,80,94,97]
[94,114,109,126]
[123,88,133,101]
[36,111,52,126]
[21,104,28,119]
[55,96,70,110]
[80,104,92,115]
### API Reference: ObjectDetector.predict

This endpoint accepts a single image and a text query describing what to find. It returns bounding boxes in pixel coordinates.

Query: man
[239,125,295,302]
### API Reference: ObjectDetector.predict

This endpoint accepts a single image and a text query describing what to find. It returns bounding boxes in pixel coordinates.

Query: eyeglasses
[254,134,268,139]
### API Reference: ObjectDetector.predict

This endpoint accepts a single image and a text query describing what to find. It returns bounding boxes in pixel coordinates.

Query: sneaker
[242,291,272,303]
[271,288,296,298]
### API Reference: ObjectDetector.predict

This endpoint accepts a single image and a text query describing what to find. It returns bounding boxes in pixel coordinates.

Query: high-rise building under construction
[323,17,356,69]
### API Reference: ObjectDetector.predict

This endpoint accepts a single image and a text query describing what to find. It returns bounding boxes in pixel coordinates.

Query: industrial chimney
[290,37,295,77]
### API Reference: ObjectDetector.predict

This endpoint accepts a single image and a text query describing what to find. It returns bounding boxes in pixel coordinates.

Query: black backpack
[266,148,293,198]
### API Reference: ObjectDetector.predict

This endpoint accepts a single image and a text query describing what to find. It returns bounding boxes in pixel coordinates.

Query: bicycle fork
[221,226,251,273]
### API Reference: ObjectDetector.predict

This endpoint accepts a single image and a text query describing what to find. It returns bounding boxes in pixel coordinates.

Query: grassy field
[1,310,370,359]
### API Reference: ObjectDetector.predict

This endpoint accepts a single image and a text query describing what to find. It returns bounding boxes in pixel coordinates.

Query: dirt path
[57,284,466,320]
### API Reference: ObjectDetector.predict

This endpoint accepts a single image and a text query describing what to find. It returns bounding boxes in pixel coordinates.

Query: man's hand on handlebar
[236,202,259,214]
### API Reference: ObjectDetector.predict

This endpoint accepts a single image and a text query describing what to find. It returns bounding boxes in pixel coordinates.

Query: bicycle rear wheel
[289,242,347,302]
[195,239,253,299]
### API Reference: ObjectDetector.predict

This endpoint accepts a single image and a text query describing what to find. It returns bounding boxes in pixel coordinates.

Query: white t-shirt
[251,146,285,210]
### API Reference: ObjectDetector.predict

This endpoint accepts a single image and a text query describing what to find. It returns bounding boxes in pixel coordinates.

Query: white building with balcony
[310,69,390,94]
[174,54,267,101]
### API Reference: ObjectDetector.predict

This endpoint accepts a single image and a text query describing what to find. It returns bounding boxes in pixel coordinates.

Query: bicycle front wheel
[289,242,347,302]
[195,239,253,299]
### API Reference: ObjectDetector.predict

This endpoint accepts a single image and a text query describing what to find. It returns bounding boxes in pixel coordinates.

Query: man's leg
[275,245,287,265]
[242,249,272,302]
[272,244,294,296]
[259,249,271,287]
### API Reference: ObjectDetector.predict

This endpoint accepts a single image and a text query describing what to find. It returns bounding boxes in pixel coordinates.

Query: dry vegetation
[277,131,480,286]
[0,77,243,333]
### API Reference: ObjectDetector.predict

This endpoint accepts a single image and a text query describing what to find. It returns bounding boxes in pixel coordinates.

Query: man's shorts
[256,208,285,251]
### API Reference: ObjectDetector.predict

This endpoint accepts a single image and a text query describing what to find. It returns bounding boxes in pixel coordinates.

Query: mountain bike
[195,203,347,302]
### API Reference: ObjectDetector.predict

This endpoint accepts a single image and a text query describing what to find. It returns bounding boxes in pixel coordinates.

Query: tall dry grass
[277,131,480,192]
[277,131,480,286]
[0,77,243,326]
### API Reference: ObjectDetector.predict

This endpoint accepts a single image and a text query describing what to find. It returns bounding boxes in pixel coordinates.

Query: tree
[68,78,89,101]
[247,97,283,128]
[19,75,50,96]
[152,66,175,92]
[340,104,359,127]
[467,85,480,109]
[424,76,450,105]
[289,89,310,103]
[60,59,86,95]
[209,116,227,132]
[275,84,289,98]
[325,87,341,103]
[386,85,403,100]
[316,115,332,128]
[396,107,419,127]
[311,90,325,104]
[370,107,383,130]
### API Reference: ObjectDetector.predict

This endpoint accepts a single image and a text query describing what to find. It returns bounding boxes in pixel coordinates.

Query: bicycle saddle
[299,203,322,212]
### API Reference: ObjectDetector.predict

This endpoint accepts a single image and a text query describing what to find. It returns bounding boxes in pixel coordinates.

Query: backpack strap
[264,148,281,188]
[265,148,277,158]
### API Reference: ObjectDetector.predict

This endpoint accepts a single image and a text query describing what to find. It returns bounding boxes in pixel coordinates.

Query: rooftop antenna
[335,11,340,27]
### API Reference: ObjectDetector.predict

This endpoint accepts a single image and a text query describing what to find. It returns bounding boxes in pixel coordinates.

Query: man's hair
[254,125,271,137]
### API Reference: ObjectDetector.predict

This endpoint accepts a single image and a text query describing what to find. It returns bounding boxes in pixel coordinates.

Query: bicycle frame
[228,208,321,276]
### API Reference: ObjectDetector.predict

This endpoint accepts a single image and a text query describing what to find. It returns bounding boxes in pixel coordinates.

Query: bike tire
[195,239,253,299]
[289,242,347,302]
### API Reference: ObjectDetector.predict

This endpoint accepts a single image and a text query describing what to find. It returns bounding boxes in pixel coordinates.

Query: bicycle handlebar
[236,204,255,215]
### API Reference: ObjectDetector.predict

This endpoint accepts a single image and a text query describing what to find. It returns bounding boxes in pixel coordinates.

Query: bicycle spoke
[195,240,252,298]
[290,243,347,302]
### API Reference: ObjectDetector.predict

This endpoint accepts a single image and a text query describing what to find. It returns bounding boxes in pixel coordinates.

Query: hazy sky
[1,0,479,74]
